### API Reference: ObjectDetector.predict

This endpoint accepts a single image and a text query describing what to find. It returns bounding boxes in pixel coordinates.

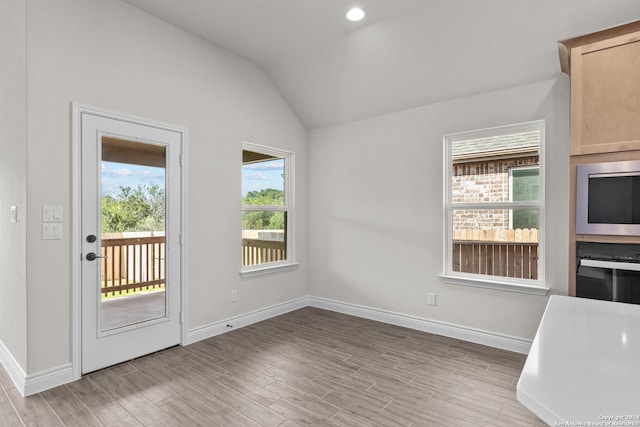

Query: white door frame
[71,103,188,380]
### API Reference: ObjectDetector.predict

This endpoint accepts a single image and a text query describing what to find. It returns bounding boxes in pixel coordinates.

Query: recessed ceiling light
[346,7,365,22]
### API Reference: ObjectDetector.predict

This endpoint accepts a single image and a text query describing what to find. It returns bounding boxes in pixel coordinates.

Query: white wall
[23,0,307,373]
[0,0,28,371]
[308,78,570,341]
[5,0,571,380]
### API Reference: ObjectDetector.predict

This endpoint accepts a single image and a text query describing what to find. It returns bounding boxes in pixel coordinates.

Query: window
[442,120,546,293]
[241,142,295,275]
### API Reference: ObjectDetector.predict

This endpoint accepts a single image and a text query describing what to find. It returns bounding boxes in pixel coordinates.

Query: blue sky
[101,162,165,197]
[102,159,284,198]
[242,159,284,197]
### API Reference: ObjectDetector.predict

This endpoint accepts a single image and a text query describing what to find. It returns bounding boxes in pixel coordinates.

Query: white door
[80,111,182,374]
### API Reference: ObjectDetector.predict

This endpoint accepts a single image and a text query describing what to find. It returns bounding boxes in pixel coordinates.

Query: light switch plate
[10,206,17,223]
[42,223,63,240]
[427,292,437,306]
[42,205,63,222]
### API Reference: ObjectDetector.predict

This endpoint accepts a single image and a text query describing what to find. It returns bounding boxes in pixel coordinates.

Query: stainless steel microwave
[576,160,640,235]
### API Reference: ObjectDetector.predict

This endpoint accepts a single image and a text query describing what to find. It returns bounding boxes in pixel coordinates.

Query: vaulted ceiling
[121,0,639,129]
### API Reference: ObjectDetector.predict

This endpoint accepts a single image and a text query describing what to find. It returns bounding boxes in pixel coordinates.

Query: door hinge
[179,154,183,167]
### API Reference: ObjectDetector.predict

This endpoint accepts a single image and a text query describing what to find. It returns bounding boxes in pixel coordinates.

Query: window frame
[441,120,548,295]
[240,142,297,277]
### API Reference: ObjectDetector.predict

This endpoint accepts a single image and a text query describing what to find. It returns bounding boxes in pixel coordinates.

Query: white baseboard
[0,339,26,394]
[308,296,532,354]
[186,295,531,354]
[0,339,74,396]
[185,296,309,345]
[2,295,531,396]
[24,364,74,397]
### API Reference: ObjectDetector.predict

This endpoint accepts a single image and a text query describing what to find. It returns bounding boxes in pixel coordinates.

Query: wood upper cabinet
[559,21,640,155]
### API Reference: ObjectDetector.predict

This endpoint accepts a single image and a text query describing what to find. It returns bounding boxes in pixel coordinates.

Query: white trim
[3,295,534,395]
[71,103,187,379]
[71,103,82,381]
[180,128,189,351]
[185,297,308,345]
[185,295,533,354]
[241,141,296,272]
[0,340,74,396]
[0,339,26,394]
[443,119,546,289]
[439,274,550,296]
[185,295,533,353]
[24,364,74,397]
[444,120,546,142]
[308,296,533,354]
[239,262,299,277]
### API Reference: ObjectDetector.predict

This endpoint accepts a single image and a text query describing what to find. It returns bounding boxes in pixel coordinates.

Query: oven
[576,242,640,304]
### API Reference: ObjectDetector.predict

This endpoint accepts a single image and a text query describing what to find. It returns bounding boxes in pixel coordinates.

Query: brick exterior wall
[452,155,539,230]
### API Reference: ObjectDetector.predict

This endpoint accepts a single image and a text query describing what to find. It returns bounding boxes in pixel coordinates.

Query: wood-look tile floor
[0,307,546,426]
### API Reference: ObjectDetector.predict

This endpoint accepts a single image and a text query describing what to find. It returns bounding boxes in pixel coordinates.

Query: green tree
[101,184,165,233]
[242,188,285,230]
[141,184,165,231]
[243,188,284,206]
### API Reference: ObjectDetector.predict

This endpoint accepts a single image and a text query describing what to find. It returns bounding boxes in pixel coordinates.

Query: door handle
[86,252,108,261]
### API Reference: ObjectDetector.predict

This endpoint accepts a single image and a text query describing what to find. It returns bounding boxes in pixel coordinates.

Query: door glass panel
[100,137,167,332]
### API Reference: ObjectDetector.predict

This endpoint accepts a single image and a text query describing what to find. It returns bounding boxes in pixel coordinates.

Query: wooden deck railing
[242,238,285,266]
[101,236,165,296]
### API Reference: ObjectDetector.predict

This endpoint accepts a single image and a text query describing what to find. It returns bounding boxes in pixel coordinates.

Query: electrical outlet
[427,292,437,306]
[230,289,238,303]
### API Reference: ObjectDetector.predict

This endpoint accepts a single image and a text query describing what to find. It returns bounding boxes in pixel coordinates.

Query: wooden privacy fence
[453,227,538,243]
[452,228,539,280]
[101,236,165,296]
[242,238,285,266]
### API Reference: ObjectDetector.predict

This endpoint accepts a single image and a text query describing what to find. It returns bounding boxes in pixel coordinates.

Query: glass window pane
[451,131,540,204]
[451,209,538,280]
[512,168,539,202]
[242,211,287,266]
[512,208,539,230]
[452,208,539,237]
[242,150,285,206]
[452,208,510,234]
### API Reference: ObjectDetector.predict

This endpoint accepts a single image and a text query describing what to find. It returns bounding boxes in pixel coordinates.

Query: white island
[517,295,640,425]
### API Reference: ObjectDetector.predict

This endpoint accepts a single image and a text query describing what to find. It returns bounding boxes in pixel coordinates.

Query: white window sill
[439,274,550,296]
[240,262,299,278]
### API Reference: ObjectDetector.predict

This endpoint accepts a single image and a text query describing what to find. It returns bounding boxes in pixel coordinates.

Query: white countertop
[517,295,640,425]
